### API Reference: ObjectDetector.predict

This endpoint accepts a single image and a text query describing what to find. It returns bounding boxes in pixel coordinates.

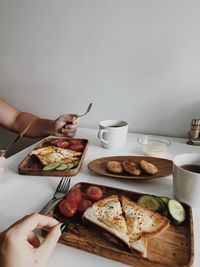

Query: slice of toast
[83,195,129,246]
[121,196,170,256]
[83,194,170,258]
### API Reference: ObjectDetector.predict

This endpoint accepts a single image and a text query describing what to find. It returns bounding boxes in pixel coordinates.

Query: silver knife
[40,177,71,215]
[1,121,33,157]
[39,197,64,216]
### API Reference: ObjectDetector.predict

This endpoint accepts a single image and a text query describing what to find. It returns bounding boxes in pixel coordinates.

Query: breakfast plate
[87,156,172,180]
[46,182,193,267]
[18,137,88,177]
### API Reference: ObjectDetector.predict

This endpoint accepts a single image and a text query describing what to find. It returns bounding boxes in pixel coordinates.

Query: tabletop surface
[0,127,199,267]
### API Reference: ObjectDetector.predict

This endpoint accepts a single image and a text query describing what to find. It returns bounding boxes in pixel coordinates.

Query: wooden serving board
[88,156,172,180]
[48,182,194,267]
[18,138,88,177]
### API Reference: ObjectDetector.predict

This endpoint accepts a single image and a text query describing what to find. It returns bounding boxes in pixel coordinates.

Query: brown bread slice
[121,196,170,256]
[83,195,129,246]
[83,195,170,258]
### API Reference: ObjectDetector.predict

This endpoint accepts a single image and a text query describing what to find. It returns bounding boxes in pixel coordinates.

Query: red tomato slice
[50,139,61,145]
[77,199,93,212]
[86,186,103,201]
[56,140,70,149]
[58,199,77,217]
[69,139,81,145]
[69,144,84,152]
[66,188,82,204]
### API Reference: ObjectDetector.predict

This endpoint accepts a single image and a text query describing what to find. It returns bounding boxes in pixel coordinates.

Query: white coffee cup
[98,120,128,149]
[173,153,200,208]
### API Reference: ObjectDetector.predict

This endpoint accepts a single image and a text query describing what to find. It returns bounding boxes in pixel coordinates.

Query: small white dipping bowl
[137,135,171,158]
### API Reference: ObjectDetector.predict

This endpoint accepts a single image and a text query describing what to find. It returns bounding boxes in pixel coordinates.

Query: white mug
[98,120,128,149]
[173,153,200,208]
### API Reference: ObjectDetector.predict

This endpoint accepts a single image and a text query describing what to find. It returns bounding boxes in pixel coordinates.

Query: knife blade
[1,121,33,157]
[39,197,64,216]
[40,177,71,215]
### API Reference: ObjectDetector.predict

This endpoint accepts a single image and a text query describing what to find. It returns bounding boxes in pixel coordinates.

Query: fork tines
[56,177,71,194]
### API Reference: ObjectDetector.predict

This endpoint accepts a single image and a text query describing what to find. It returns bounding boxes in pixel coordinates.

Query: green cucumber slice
[158,197,170,216]
[56,163,68,171]
[160,197,170,205]
[43,162,60,171]
[154,196,166,213]
[168,199,186,225]
[137,195,163,212]
[73,161,80,167]
[67,163,75,169]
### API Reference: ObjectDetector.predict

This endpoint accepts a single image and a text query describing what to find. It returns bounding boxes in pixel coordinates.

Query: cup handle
[97,130,101,139]
[99,129,108,145]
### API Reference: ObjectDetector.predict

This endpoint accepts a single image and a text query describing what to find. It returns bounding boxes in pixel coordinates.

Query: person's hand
[51,114,80,137]
[0,213,61,267]
[0,154,6,178]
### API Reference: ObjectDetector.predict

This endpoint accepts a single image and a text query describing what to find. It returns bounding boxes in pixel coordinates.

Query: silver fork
[77,102,93,118]
[40,177,71,215]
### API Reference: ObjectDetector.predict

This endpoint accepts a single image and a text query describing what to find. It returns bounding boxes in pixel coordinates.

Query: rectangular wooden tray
[18,138,88,176]
[48,182,194,267]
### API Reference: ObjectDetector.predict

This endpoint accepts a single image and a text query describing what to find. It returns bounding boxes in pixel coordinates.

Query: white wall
[1,0,200,152]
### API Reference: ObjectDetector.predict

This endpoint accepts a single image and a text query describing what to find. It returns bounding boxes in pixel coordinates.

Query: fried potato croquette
[106,160,123,174]
[140,160,158,175]
[122,160,141,176]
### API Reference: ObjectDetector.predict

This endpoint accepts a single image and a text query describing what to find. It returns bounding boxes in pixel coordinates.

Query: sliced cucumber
[154,196,166,213]
[67,163,75,169]
[43,162,60,171]
[168,199,186,225]
[137,195,164,212]
[56,163,68,171]
[160,197,170,205]
[73,161,80,167]
[159,197,170,216]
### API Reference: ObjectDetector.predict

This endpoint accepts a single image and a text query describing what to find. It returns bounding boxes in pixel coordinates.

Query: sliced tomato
[58,199,77,217]
[69,144,84,152]
[66,188,82,204]
[86,186,103,201]
[69,139,81,145]
[50,139,61,145]
[56,140,70,149]
[77,199,93,212]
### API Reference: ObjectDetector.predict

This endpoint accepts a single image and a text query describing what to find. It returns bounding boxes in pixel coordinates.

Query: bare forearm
[24,116,54,137]
[11,112,52,137]
[14,112,79,138]
[0,98,80,138]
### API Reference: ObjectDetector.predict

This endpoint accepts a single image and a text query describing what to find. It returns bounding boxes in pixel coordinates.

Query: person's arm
[0,98,79,138]
[0,213,62,267]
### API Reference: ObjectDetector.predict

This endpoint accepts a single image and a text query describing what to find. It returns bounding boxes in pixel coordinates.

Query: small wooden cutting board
[47,182,194,267]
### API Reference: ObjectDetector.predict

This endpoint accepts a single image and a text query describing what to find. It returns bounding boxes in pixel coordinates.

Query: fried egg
[30,146,82,166]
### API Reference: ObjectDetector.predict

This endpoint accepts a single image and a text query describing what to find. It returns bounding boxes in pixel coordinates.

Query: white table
[0,127,199,267]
